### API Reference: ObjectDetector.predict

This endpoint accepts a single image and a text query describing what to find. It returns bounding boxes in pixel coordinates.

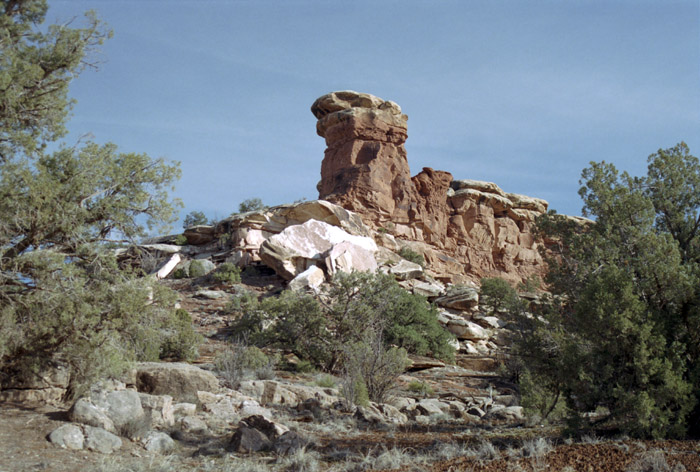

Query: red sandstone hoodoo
[311,90,549,285]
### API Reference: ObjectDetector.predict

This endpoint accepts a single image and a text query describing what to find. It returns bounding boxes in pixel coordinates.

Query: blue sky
[49,0,699,222]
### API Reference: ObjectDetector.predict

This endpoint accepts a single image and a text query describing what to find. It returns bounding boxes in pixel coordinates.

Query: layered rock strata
[312,90,548,284]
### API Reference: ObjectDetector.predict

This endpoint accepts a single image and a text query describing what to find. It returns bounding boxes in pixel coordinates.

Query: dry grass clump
[626,450,686,472]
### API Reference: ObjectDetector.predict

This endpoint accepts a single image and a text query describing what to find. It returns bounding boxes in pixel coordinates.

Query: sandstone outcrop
[312,90,549,285]
[312,91,453,247]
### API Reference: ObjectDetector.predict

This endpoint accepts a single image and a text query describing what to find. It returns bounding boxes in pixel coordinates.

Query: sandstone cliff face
[312,90,548,285]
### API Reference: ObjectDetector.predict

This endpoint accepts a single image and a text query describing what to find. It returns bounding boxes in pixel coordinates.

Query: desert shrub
[215,338,274,389]
[230,271,453,407]
[626,450,682,472]
[379,284,454,362]
[118,414,152,440]
[237,198,267,214]
[398,246,425,267]
[475,440,500,461]
[277,448,321,472]
[341,328,408,404]
[212,262,241,285]
[159,309,202,361]
[239,289,330,368]
[521,437,552,460]
[479,278,566,421]
[431,441,473,461]
[327,272,454,364]
[371,447,423,471]
[188,260,207,278]
[294,360,316,374]
[518,368,568,423]
[173,234,188,245]
[314,374,337,389]
[407,380,434,396]
[517,275,541,292]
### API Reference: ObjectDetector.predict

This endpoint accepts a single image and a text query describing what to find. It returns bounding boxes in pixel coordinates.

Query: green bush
[341,330,408,404]
[237,198,267,214]
[182,210,208,228]
[188,260,207,278]
[173,234,188,246]
[231,272,454,374]
[479,277,526,317]
[212,262,241,285]
[398,247,425,267]
[407,380,434,396]
[314,374,337,389]
[159,309,202,361]
[295,360,316,374]
[215,339,275,388]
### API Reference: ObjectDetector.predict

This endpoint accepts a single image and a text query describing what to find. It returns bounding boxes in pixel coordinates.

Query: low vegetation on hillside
[229,271,455,403]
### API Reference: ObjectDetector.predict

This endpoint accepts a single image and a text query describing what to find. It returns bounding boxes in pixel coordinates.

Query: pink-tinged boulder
[260,219,377,280]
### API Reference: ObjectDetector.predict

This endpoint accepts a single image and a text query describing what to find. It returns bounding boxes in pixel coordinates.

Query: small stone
[228,425,271,453]
[142,431,176,454]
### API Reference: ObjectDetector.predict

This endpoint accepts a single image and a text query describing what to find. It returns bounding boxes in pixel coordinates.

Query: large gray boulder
[388,259,423,281]
[68,388,144,434]
[68,398,115,432]
[175,259,216,278]
[445,319,490,341]
[135,362,219,403]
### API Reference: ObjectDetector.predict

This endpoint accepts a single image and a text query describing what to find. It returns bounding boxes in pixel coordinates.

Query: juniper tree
[522,143,700,438]
[0,0,190,397]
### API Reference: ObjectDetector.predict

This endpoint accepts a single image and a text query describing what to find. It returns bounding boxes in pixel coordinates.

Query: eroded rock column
[312,91,416,220]
[312,91,452,245]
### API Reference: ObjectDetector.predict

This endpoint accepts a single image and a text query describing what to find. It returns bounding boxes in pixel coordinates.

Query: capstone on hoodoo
[312,90,549,285]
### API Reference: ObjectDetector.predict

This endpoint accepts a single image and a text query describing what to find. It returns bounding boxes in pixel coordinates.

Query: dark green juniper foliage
[518,143,700,438]
[182,210,208,228]
[0,0,190,398]
[237,198,267,214]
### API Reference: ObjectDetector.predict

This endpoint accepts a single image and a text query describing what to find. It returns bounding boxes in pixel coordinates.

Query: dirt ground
[2,401,700,472]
